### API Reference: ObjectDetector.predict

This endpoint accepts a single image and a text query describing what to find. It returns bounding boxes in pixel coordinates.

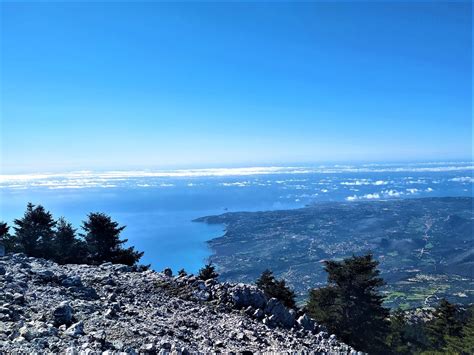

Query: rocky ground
[0,254,358,354]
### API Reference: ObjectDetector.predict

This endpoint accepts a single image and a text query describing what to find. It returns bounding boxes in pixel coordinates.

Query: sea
[0,162,472,273]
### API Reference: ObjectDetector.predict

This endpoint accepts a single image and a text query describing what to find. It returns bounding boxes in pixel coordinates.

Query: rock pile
[0,254,359,353]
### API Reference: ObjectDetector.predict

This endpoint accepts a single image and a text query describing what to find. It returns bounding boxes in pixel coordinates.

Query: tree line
[0,203,143,266]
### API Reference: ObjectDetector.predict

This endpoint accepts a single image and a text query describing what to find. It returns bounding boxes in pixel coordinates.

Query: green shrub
[256,269,296,309]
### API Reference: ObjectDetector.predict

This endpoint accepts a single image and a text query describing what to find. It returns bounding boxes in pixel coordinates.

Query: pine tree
[198,263,218,280]
[256,269,274,289]
[386,309,411,354]
[306,254,390,353]
[445,312,474,354]
[54,217,87,264]
[81,212,143,265]
[13,203,56,258]
[306,286,341,326]
[426,299,463,350]
[256,269,296,309]
[0,222,9,241]
[0,221,17,253]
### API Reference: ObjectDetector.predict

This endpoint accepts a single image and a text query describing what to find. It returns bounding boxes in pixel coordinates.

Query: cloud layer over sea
[1,162,472,203]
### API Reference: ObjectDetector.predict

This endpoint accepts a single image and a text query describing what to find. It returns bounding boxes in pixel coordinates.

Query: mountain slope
[0,253,354,353]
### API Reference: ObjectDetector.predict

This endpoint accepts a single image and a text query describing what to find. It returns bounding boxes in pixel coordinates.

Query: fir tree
[426,299,463,350]
[0,222,9,240]
[0,221,16,253]
[256,269,274,289]
[306,286,341,326]
[13,203,56,259]
[386,309,411,354]
[81,212,143,265]
[54,217,87,264]
[445,311,474,354]
[256,269,296,309]
[306,254,390,353]
[198,263,218,280]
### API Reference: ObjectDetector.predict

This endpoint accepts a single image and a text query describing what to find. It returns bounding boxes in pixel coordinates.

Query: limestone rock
[65,321,84,337]
[297,313,317,332]
[0,253,354,353]
[264,298,295,328]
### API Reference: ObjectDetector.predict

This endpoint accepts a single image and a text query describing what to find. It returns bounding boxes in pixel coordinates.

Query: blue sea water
[0,162,472,273]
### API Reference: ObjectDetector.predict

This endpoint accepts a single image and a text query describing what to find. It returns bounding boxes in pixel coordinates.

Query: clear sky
[1,1,472,173]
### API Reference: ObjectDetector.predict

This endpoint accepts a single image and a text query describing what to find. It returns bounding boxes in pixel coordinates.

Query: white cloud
[341,179,389,186]
[294,184,309,190]
[364,193,380,199]
[406,179,427,184]
[48,185,91,189]
[450,176,474,183]
[382,189,403,197]
[345,193,381,201]
[219,181,251,187]
[346,195,358,201]
[340,179,370,186]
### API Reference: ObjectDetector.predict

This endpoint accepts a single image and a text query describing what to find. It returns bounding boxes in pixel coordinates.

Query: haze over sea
[1,161,472,273]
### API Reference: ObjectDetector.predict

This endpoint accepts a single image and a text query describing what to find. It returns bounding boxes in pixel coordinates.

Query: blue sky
[1,1,472,173]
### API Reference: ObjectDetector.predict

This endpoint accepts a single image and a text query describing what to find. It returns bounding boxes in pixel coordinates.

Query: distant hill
[195,197,474,309]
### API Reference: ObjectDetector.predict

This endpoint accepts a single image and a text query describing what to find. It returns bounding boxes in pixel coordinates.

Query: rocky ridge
[0,254,357,354]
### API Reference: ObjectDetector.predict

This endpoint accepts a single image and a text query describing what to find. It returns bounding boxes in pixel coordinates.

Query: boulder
[140,343,155,352]
[194,280,207,291]
[193,289,211,302]
[65,321,84,337]
[253,308,264,319]
[34,269,55,282]
[52,302,74,326]
[12,293,25,305]
[297,313,316,332]
[264,298,295,328]
[61,276,83,287]
[113,264,132,273]
[160,340,172,350]
[230,284,266,309]
[19,321,57,341]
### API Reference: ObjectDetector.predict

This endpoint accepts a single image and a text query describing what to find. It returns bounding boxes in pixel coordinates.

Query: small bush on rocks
[256,269,296,309]
[198,263,218,280]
